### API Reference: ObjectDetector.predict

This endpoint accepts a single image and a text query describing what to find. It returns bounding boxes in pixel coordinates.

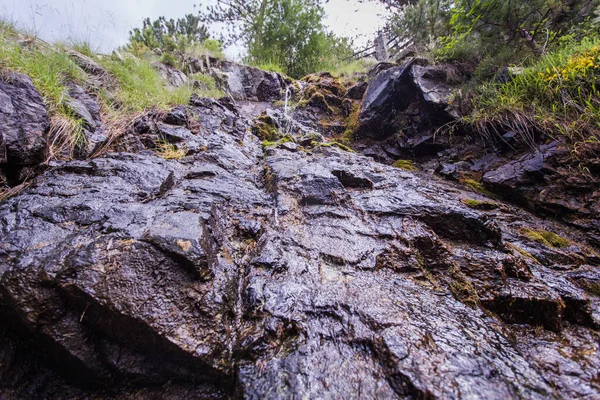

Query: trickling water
[283,84,294,135]
[282,81,308,136]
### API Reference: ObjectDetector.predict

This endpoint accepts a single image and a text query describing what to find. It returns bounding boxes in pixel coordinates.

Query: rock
[210,61,287,101]
[1,97,599,399]
[410,64,455,105]
[345,81,368,100]
[65,83,107,157]
[152,62,188,88]
[354,61,459,148]
[0,71,49,170]
[355,59,417,140]
[68,50,115,89]
[481,140,599,222]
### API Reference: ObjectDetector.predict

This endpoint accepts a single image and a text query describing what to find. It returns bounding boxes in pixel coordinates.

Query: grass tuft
[156,141,187,159]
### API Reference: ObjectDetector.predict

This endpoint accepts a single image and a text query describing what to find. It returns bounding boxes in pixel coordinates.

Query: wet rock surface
[0,71,49,178]
[1,95,599,399]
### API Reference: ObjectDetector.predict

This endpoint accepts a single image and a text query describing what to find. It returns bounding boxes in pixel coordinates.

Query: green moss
[330,141,354,152]
[342,105,360,141]
[252,115,280,141]
[312,141,354,152]
[392,160,418,171]
[297,92,335,114]
[461,178,497,197]
[262,135,295,149]
[156,141,186,159]
[460,198,499,210]
[448,265,479,308]
[521,228,571,248]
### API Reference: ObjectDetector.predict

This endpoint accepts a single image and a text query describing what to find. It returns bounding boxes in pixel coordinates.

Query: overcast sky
[1,0,388,59]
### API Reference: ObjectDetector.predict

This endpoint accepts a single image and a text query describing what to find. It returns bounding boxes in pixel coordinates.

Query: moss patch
[521,228,570,248]
[342,105,360,141]
[460,198,499,210]
[252,115,280,141]
[448,265,479,308]
[461,178,496,197]
[392,159,418,171]
[262,135,294,149]
[312,141,354,152]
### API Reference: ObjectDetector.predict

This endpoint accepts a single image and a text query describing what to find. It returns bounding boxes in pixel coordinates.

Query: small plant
[156,141,187,159]
[392,160,418,171]
[520,228,570,248]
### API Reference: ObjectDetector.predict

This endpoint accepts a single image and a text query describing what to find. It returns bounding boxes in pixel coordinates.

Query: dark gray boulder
[0,98,599,399]
[210,60,288,101]
[0,71,49,168]
[355,59,417,140]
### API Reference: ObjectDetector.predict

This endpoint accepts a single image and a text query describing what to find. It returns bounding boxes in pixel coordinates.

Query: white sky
[1,0,388,59]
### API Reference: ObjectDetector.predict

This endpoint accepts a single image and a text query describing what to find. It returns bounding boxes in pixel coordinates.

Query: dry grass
[156,141,187,159]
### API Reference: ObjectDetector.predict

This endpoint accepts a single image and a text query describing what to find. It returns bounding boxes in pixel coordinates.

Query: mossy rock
[392,159,417,171]
[521,228,570,248]
[460,198,499,211]
[252,114,280,141]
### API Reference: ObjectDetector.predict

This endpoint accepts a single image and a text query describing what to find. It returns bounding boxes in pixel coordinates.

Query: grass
[392,160,418,171]
[188,72,224,98]
[0,22,87,157]
[326,58,376,78]
[0,20,224,164]
[98,56,194,113]
[464,34,600,157]
[252,60,286,74]
[156,141,187,159]
[521,228,571,249]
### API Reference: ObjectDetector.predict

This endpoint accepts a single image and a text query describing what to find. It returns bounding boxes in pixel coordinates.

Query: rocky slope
[1,54,599,399]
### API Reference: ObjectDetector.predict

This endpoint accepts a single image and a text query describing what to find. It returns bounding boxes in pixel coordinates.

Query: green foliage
[389,0,452,50]
[0,29,85,115]
[189,38,225,59]
[129,15,209,53]
[160,52,179,68]
[327,58,376,78]
[440,0,600,64]
[0,23,86,149]
[466,35,600,148]
[201,0,354,78]
[246,0,353,78]
[251,59,286,74]
[99,56,194,112]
